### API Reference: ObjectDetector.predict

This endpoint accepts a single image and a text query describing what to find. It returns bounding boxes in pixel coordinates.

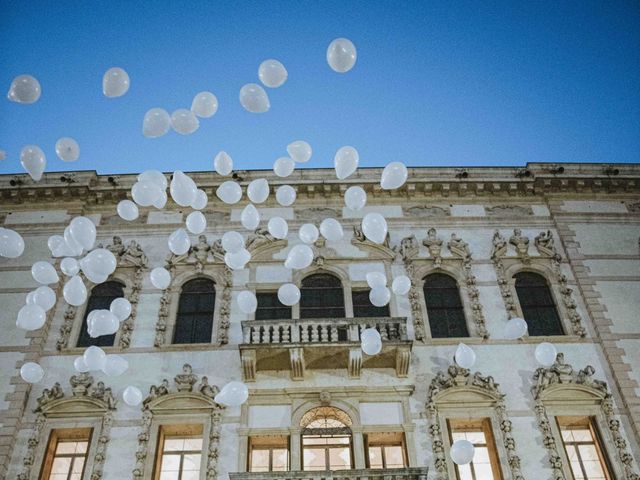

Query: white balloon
[171,108,199,135]
[392,275,411,296]
[138,169,168,189]
[191,91,218,118]
[214,151,233,176]
[239,83,270,113]
[60,257,80,277]
[247,178,269,204]
[455,343,476,369]
[63,226,84,256]
[320,218,343,242]
[298,224,319,244]
[87,309,119,337]
[110,297,132,322]
[221,231,244,253]
[381,162,408,190]
[55,137,80,162]
[241,204,260,230]
[7,74,41,104]
[117,200,139,221]
[366,272,387,289]
[216,181,242,204]
[361,327,382,355]
[450,439,475,465]
[102,354,129,377]
[369,286,391,307]
[132,181,163,207]
[278,283,300,306]
[153,191,168,209]
[287,140,312,163]
[273,157,295,178]
[344,186,367,210]
[535,342,558,367]
[0,228,25,258]
[142,108,171,138]
[81,249,117,277]
[74,356,90,373]
[20,145,46,181]
[16,304,46,330]
[327,38,357,73]
[215,381,249,407]
[275,185,296,206]
[504,317,528,340]
[63,276,87,306]
[83,345,106,371]
[224,248,251,270]
[150,267,171,290]
[48,234,70,258]
[237,290,258,314]
[69,216,97,251]
[20,363,44,383]
[334,146,358,180]
[102,67,130,97]
[258,59,288,88]
[191,189,208,210]
[29,286,56,311]
[170,171,198,207]
[361,213,388,244]
[123,385,143,406]
[168,228,191,255]
[32,261,59,285]
[186,211,207,234]
[284,244,314,270]
[267,217,288,240]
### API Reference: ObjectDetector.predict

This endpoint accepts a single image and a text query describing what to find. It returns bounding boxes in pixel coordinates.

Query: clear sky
[0,1,638,176]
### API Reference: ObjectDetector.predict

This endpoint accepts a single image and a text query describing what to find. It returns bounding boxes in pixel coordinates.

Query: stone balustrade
[229,467,429,480]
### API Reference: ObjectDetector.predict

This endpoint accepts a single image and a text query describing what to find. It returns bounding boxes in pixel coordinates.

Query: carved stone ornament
[423,228,443,267]
[426,365,524,480]
[297,207,341,222]
[486,204,533,217]
[626,201,640,213]
[350,225,395,259]
[509,228,530,263]
[532,354,640,480]
[404,205,451,217]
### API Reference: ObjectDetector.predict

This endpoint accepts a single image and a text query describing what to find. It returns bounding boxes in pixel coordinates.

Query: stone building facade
[0,162,639,479]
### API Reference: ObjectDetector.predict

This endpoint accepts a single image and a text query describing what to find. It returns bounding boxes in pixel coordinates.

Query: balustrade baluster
[251,326,259,344]
[311,324,319,342]
[379,322,389,340]
[300,325,309,342]
[320,324,328,342]
[283,324,291,342]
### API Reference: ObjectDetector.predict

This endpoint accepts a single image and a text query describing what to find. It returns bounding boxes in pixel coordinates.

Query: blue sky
[0,1,638,175]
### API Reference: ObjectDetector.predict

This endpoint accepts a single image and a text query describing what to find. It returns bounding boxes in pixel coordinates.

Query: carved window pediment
[39,396,111,417]
[146,392,219,414]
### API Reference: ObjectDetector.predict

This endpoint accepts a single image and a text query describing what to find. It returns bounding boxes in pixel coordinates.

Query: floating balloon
[102,354,128,377]
[298,224,319,244]
[16,304,46,330]
[361,213,387,244]
[366,272,387,289]
[87,309,119,337]
[48,235,70,258]
[69,216,97,251]
[214,151,233,176]
[20,363,44,383]
[83,345,106,370]
[318,218,343,242]
[74,356,90,373]
[224,248,251,270]
[258,59,288,88]
[168,228,191,255]
[60,257,80,277]
[287,140,312,163]
[191,189,208,210]
[63,276,87,306]
[275,185,296,206]
[247,178,269,204]
[117,200,139,221]
[237,290,258,314]
[55,137,80,162]
[221,231,244,253]
[7,74,41,104]
[110,298,132,322]
[81,249,117,278]
[171,108,199,135]
[153,191,168,209]
[273,157,295,178]
[0,228,25,258]
[32,261,59,285]
[267,217,288,239]
[123,385,143,406]
[216,181,242,204]
[503,317,528,340]
[535,342,557,367]
[142,108,171,138]
[186,211,207,234]
[361,328,382,355]
[334,146,358,180]
[450,440,475,465]
[344,186,367,210]
[327,38,357,73]
[20,145,46,181]
[28,286,56,311]
[63,226,84,257]
[215,381,249,407]
[132,181,163,207]
[370,286,391,307]
[455,343,476,369]
[239,83,270,113]
[284,244,314,270]
[191,91,218,118]
[392,275,411,296]
[241,204,260,230]
[381,162,408,190]
[278,283,300,306]
[150,267,171,290]
[138,169,168,189]
[102,67,130,97]
[170,171,198,207]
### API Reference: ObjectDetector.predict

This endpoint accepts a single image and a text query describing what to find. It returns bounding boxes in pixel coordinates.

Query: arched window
[514,272,563,336]
[301,407,353,471]
[300,273,345,319]
[423,273,469,338]
[173,278,216,344]
[77,281,124,347]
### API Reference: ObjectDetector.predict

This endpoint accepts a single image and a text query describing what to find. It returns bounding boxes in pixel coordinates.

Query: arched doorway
[301,406,353,471]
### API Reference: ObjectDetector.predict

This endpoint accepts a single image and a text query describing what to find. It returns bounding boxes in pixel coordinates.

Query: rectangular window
[255,292,292,320]
[557,416,612,480]
[302,434,352,471]
[248,435,289,472]
[366,432,407,469]
[153,424,203,480]
[40,428,92,480]
[352,290,390,318]
[448,418,502,480]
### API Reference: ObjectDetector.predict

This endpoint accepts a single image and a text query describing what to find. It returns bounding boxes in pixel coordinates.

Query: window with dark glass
[77,281,124,348]
[352,290,390,318]
[255,292,292,320]
[300,274,345,319]
[514,272,564,336]
[173,278,215,344]
[423,273,469,338]
[366,432,407,469]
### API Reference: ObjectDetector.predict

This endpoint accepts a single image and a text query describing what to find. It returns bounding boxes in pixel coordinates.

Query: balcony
[229,467,429,480]
[239,317,412,381]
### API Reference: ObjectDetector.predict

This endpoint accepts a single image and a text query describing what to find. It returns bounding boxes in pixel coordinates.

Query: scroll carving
[404,205,450,217]
[486,204,533,217]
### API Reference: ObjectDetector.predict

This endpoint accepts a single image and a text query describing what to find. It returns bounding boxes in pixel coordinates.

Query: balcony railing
[229,467,429,480]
